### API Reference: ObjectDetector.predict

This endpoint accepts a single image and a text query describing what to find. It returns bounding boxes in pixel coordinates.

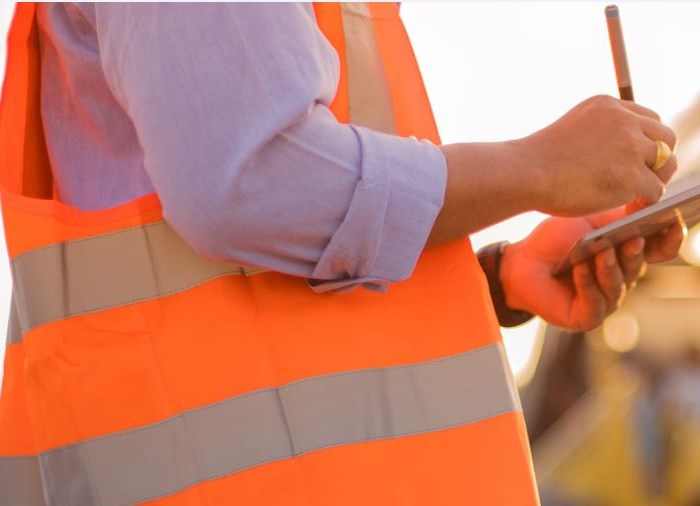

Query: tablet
[553,184,700,275]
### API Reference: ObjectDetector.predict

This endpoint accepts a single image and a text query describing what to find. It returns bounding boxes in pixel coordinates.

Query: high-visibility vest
[0,3,539,505]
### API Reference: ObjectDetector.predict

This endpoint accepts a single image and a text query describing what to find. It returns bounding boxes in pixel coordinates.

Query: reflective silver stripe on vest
[0,343,521,506]
[10,222,262,338]
[6,296,21,345]
[0,456,46,506]
[341,3,396,134]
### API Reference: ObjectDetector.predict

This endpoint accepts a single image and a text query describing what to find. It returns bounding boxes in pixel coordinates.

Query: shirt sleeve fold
[309,127,447,292]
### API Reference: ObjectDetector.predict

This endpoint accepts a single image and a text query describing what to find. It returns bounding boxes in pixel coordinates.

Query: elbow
[159,190,258,265]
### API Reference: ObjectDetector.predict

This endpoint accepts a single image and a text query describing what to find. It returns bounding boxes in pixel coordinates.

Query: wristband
[476,241,534,328]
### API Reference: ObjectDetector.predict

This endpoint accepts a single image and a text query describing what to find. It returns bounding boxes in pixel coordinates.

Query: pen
[605,5,634,101]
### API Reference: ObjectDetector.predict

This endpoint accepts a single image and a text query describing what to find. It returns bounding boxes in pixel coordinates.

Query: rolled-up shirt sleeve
[93,3,447,291]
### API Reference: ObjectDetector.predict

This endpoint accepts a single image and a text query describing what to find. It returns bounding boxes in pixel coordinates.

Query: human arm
[91,3,678,295]
[90,3,446,290]
[434,95,681,330]
[428,95,678,247]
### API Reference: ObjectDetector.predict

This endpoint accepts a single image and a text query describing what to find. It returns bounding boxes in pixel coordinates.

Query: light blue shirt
[37,3,447,291]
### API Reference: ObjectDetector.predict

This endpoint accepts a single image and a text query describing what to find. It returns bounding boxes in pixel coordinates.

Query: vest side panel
[367,3,441,144]
[312,3,349,124]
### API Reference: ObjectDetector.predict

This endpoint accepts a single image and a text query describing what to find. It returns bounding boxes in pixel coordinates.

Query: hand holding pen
[605,4,676,215]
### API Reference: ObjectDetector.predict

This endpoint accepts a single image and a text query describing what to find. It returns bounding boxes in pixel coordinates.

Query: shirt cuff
[309,125,447,293]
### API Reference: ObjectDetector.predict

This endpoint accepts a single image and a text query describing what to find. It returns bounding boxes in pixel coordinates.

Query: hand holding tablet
[553,186,697,275]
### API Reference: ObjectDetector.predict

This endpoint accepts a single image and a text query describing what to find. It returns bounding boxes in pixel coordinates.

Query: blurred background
[2,3,700,505]
[408,5,700,505]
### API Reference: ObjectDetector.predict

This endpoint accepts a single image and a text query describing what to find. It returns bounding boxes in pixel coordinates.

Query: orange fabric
[0,344,37,455]
[23,239,498,450]
[21,7,52,200]
[2,193,164,258]
[0,3,539,505]
[0,3,51,199]
[144,414,538,506]
[367,2,441,143]
[0,4,30,196]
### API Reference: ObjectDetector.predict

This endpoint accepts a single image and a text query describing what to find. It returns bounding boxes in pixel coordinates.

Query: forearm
[428,95,678,251]
[426,139,546,248]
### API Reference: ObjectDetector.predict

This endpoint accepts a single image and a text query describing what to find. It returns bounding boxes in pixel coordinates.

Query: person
[0,3,683,505]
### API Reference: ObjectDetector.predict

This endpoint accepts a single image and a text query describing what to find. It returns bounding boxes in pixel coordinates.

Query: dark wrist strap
[476,241,534,328]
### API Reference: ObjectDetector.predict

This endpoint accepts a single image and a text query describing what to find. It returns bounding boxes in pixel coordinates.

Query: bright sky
[1,3,700,384]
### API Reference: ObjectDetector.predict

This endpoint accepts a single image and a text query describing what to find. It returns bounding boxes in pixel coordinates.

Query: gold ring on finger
[651,140,672,172]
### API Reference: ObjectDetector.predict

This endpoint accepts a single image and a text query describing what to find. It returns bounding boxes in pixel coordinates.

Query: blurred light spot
[680,223,700,267]
[502,318,545,388]
[603,310,640,353]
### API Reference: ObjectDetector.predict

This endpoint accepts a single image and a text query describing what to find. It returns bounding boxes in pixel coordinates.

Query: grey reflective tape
[0,343,520,506]
[11,222,262,337]
[341,3,397,134]
[6,295,21,345]
[0,455,46,506]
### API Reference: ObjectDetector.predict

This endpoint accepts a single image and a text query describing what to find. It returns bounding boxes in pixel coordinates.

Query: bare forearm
[426,139,544,248]
[427,95,678,250]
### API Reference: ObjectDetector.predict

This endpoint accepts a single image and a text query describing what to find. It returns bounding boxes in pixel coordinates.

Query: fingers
[634,162,666,205]
[640,116,677,151]
[637,136,677,188]
[639,117,678,183]
[594,248,626,310]
[570,248,625,331]
[572,262,608,329]
[653,152,678,184]
[645,222,686,263]
[619,100,661,121]
[619,99,678,183]
[618,237,647,288]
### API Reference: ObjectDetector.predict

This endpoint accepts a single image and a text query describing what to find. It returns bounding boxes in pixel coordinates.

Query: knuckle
[659,155,678,181]
[595,94,616,105]
[586,94,616,112]
[611,122,639,148]
[647,109,661,121]
[646,188,663,204]
[668,130,678,149]
[624,129,643,149]
[641,180,664,203]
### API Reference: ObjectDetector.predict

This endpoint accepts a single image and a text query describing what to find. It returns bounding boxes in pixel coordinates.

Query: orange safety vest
[0,3,539,505]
